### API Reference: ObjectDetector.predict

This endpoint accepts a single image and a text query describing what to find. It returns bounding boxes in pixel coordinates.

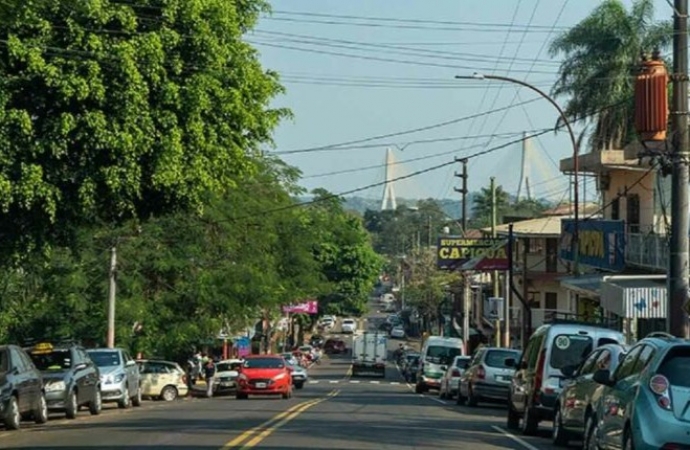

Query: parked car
[586,332,690,450]
[459,347,521,407]
[281,353,300,365]
[0,345,48,430]
[323,339,347,354]
[341,319,357,334]
[236,355,293,399]
[309,335,325,348]
[27,342,101,418]
[551,343,627,446]
[286,361,308,389]
[137,359,188,401]
[87,348,142,408]
[438,355,471,399]
[213,359,243,394]
[505,322,626,436]
[390,325,406,339]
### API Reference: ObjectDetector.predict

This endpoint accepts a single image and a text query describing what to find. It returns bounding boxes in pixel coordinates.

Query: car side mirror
[440,365,448,372]
[126,360,136,367]
[504,358,516,368]
[561,364,577,378]
[592,369,614,386]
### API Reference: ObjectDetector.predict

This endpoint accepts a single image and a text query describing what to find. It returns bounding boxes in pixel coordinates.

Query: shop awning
[600,279,667,319]
[559,274,606,297]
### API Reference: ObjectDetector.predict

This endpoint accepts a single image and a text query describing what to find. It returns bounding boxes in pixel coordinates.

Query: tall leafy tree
[549,0,671,150]
[471,185,510,228]
[0,0,287,257]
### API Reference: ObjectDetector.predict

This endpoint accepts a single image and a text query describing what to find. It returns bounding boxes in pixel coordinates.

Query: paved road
[0,304,572,450]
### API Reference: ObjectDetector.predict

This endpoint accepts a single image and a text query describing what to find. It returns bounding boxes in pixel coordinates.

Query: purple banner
[282,300,318,315]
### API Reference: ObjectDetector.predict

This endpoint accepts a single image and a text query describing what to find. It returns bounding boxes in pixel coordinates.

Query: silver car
[438,356,471,399]
[458,347,521,406]
[551,343,627,446]
[86,348,141,408]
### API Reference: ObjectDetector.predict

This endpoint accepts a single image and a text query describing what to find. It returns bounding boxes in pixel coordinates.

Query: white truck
[351,332,387,378]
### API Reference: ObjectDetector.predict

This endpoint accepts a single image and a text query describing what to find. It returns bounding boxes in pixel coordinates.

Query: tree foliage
[0,0,287,257]
[549,0,671,150]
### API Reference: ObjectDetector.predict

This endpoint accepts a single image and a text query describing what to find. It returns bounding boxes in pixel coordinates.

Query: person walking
[204,358,216,398]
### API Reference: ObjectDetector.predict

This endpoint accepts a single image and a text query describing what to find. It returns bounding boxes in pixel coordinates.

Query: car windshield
[88,351,121,367]
[243,358,285,369]
[30,350,71,371]
[485,350,521,368]
[217,362,241,372]
[0,349,7,372]
[426,345,462,365]
[658,346,690,387]
[549,335,593,370]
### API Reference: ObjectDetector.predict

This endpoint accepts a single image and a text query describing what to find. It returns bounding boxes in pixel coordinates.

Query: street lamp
[455,73,581,273]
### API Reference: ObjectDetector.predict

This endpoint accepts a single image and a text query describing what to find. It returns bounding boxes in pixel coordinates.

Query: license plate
[497,375,511,382]
[255,382,267,388]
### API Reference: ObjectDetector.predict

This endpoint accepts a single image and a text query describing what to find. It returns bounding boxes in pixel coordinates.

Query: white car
[341,318,357,334]
[390,325,406,339]
[214,359,243,392]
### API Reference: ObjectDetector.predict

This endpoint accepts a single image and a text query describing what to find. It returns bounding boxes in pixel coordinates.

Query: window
[243,358,285,369]
[455,357,471,369]
[10,348,26,372]
[0,349,7,372]
[544,292,558,310]
[426,346,463,365]
[614,346,642,380]
[578,350,601,376]
[88,351,122,367]
[658,346,690,387]
[611,198,620,220]
[627,194,640,233]
[546,238,558,272]
[549,335,593,370]
[631,345,655,374]
[29,350,72,371]
[523,333,545,370]
[595,350,613,371]
[527,238,543,254]
[527,292,541,308]
[485,350,521,368]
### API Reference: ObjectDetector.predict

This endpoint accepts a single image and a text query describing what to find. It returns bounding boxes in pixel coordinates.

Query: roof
[560,273,606,296]
[542,203,600,216]
[489,215,570,238]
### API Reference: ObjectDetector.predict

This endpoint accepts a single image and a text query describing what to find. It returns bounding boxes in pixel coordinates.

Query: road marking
[349,380,360,384]
[490,426,541,450]
[223,390,340,449]
[423,394,448,405]
[390,382,400,385]
[329,380,339,384]
[370,380,380,384]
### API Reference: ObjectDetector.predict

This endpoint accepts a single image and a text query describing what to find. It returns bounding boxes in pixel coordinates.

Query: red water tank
[634,52,669,142]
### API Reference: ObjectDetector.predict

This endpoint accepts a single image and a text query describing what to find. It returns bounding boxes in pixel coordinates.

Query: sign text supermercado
[436,237,509,271]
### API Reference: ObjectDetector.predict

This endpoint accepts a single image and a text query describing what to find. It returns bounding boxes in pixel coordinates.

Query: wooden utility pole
[669,0,690,338]
[107,246,117,348]
[490,177,501,346]
[454,158,468,233]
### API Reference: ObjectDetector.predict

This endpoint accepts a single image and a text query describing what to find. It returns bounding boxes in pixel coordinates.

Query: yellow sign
[31,342,54,354]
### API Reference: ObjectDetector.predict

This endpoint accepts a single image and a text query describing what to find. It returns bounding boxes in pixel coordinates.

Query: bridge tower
[381,147,397,211]
[516,132,533,201]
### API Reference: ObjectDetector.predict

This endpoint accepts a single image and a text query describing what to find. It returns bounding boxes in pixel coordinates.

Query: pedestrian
[204,358,216,398]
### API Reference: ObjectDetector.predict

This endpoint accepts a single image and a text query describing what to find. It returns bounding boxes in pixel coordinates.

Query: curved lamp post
[455,73,580,273]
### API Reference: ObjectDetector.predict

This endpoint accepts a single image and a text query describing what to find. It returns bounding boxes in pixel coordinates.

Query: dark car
[27,342,101,418]
[323,339,347,354]
[0,345,48,430]
[309,335,325,348]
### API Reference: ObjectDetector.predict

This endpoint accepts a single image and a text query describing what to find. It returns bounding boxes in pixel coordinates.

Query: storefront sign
[282,300,318,314]
[436,236,509,271]
[560,219,625,272]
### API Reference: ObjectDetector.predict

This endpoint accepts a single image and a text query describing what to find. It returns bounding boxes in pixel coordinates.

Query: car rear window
[485,350,521,368]
[455,358,471,369]
[658,346,690,388]
[549,335,593,370]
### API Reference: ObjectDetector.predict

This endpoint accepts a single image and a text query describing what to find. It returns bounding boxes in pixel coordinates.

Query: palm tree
[471,185,510,228]
[549,0,671,151]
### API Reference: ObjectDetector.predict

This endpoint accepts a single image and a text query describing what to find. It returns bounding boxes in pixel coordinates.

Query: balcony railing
[507,307,574,328]
[626,232,668,271]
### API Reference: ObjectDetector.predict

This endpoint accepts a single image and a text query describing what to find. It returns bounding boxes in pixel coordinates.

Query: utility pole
[669,0,690,338]
[454,157,468,233]
[107,246,117,348]
[490,177,500,347]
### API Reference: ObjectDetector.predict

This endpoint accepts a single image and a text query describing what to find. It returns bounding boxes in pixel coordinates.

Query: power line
[271,97,541,155]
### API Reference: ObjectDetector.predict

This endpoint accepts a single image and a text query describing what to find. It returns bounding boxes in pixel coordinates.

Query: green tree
[471,185,511,228]
[549,0,671,150]
[0,0,287,257]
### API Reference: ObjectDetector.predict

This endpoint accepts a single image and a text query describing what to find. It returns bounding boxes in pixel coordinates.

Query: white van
[415,336,465,393]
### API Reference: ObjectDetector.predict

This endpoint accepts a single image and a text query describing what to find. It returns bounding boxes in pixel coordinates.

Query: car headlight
[114,373,125,383]
[45,380,66,392]
[273,372,287,381]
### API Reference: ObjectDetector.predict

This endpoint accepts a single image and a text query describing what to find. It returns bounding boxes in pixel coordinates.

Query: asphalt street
[0,303,572,450]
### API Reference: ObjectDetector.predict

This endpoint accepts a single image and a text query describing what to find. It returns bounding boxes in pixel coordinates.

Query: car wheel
[552,407,569,446]
[132,386,142,407]
[294,382,304,390]
[65,391,78,419]
[33,393,48,424]
[89,389,102,416]
[118,388,131,409]
[466,385,478,407]
[4,396,21,430]
[521,405,539,436]
[160,385,178,402]
[583,415,599,450]
[506,402,520,429]
[414,383,425,394]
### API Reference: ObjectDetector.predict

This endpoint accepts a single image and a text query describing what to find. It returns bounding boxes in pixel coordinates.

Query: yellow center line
[222,389,340,449]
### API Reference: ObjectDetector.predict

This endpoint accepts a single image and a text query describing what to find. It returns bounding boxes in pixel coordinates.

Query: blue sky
[251,0,668,203]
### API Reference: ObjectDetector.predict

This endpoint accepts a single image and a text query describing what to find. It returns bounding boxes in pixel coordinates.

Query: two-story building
[558,143,670,341]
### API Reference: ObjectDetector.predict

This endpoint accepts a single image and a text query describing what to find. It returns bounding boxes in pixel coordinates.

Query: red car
[324,339,347,354]
[235,355,293,399]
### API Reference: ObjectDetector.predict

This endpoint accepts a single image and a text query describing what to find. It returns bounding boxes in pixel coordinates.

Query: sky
[251,0,669,203]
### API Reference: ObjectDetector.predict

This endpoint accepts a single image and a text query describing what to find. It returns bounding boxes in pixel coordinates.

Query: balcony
[625,232,668,271]
[507,307,574,329]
